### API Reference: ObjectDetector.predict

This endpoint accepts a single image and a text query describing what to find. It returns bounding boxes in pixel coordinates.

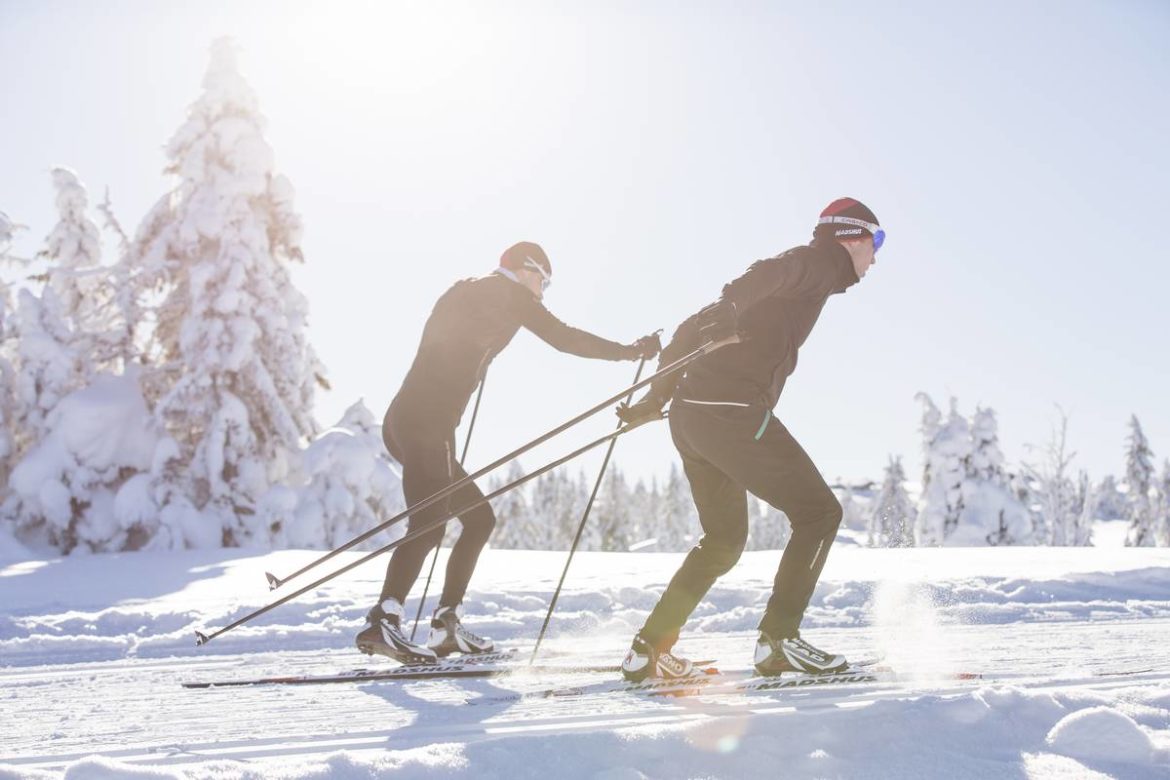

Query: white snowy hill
[1,540,1168,778]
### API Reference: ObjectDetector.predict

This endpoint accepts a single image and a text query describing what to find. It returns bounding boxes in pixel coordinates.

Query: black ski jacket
[392,272,637,428]
[648,239,860,410]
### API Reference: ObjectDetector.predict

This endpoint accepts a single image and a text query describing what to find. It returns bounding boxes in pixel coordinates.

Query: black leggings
[378,407,496,609]
[640,401,842,647]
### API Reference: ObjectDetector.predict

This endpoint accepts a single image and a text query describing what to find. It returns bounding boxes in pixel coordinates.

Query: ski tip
[265,572,282,590]
[194,630,209,647]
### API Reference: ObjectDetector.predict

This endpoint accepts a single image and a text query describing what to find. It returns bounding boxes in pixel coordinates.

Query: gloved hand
[629,332,662,360]
[616,395,666,427]
[696,300,738,343]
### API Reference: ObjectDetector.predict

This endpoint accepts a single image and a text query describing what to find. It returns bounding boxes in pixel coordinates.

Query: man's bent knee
[693,538,746,578]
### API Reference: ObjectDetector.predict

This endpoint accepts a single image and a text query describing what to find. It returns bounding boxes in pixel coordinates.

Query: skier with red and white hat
[357,241,660,664]
[616,198,884,680]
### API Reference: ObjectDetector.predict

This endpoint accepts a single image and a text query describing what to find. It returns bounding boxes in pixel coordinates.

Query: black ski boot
[355,599,438,664]
[621,633,695,682]
[426,604,494,657]
[754,631,847,676]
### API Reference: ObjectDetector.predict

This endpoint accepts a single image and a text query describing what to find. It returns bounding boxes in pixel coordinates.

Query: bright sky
[2,0,1168,489]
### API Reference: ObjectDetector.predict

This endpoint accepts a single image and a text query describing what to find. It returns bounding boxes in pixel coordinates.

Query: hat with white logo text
[813,198,880,242]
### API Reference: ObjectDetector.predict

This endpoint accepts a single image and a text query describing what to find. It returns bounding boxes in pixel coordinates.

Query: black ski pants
[640,401,842,647]
[378,404,496,609]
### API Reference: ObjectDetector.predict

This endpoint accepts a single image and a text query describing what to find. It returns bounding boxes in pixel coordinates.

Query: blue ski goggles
[817,216,885,252]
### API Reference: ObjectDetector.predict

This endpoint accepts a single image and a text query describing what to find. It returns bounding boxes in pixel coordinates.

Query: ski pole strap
[267,334,739,591]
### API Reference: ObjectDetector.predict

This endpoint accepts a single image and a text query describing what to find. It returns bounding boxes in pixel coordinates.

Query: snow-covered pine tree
[642,475,666,550]
[132,39,326,547]
[9,168,116,462]
[625,478,658,550]
[263,400,405,550]
[914,394,970,545]
[557,468,592,550]
[1023,408,1079,545]
[835,485,867,532]
[530,469,580,550]
[594,467,635,551]
[10,289,82,457]
[489,461,531,549]
[960,406,1031,546]
[1070,470,1094,547]
[38,167,123,371]
[747,498,791,551]
[92,188,141,372]
[1092,475,1127,522]
[1123,415,1156,547]
[868,455,916,547]
[5,369,158,553]
[0,212,24,492]
[659,462,699,551]
[1155,459,1170,548]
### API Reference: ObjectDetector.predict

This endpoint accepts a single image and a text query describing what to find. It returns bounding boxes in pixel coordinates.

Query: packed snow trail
[2,546,1169,778]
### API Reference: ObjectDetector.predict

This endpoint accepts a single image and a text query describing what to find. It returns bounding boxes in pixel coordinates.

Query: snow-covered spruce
[1125,414,1157,546]
[4,371,158,553]
[914,394,968,545]
[0,214,22,494]
[914,395,1031,546]
[1023,409,1092,546]
[131,38,327,548]
[961,406,1032,545]
[39,167,123,371]
[261,401,405,551]
[868,455,916,547]
[1155,458,1170,547]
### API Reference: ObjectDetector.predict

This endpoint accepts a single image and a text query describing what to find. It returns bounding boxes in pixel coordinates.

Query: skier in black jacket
[357,241,660,663]
[616,198,884,680]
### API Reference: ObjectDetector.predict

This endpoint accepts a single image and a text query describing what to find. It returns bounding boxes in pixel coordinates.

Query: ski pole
[409,374,487,641]
[530,357,647,665]
[264,335,737,590]
[197,417,657,646]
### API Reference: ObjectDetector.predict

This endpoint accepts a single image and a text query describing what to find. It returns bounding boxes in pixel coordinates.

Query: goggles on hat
[817,215,886,252]
[523,256,552,292]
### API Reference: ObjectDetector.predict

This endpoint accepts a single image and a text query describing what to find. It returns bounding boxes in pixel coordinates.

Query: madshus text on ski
[194,198,886,683]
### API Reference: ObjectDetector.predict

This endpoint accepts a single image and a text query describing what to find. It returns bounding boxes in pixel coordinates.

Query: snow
[1046,706,1156,765]
[5,371,158,553]
[2,543,1168,778]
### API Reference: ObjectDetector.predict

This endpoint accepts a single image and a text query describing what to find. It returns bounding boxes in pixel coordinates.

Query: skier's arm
[519,294,641,361]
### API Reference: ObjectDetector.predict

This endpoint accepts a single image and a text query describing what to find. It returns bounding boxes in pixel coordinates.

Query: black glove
[696,300,738,343]
[616,395,665,427]
[629,332,662,360]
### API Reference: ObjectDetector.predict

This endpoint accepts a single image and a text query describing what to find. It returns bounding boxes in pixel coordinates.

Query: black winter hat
[813,198,880,242]
[500,241,552,277]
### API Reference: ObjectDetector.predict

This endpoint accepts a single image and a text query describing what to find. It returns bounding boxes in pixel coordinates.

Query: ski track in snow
[1,546,1169,778]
